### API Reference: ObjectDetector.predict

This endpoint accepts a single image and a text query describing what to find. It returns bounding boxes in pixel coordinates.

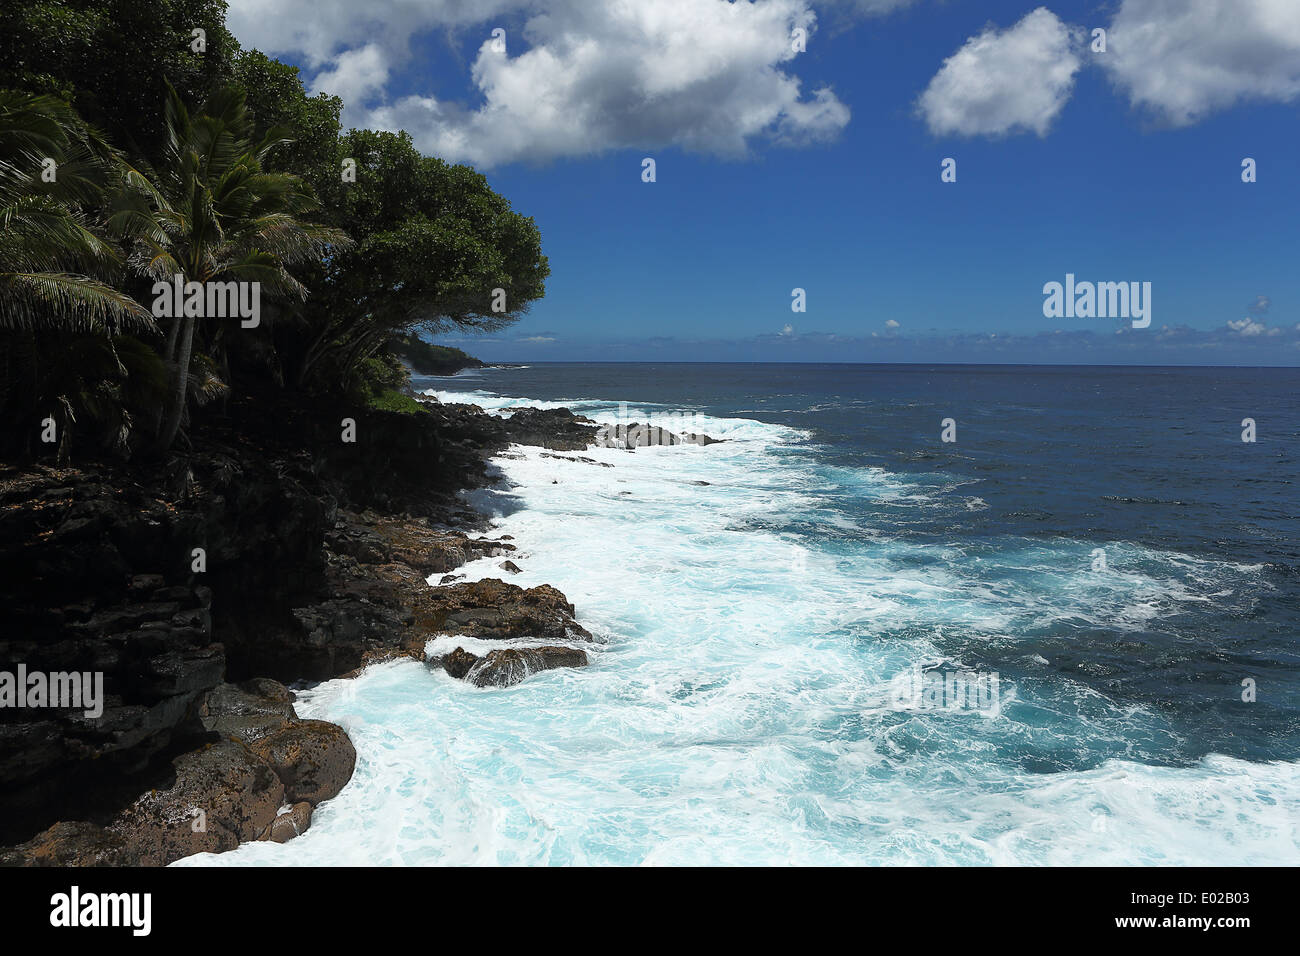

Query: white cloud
[226,0,520,67]
[826,0,921,15]
[228,0,850,167]
[1101,0,1300,126]
[884,318,900,328]
[917,8,1083,137]
[311,43,391,108]
[1227,317,1277,336]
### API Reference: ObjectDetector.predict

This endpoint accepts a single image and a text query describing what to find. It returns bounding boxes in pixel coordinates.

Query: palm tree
[0,92,157,460]
[0,92,154,335]
[111,85,350,451]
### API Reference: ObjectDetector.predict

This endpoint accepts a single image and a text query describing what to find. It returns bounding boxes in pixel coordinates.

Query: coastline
[0,381,679,866]
[7,366,1299,866]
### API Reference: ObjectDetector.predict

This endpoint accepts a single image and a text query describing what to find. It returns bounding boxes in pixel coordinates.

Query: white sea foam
[177,387,1300,866]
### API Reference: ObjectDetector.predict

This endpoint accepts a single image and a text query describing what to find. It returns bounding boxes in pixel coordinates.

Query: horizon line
[464,360,1300,371]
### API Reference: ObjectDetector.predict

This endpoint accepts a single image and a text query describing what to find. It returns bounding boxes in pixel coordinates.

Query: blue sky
[229,0,1300,365]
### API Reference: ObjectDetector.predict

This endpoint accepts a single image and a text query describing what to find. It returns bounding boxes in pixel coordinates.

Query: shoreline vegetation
[0,1,588,864]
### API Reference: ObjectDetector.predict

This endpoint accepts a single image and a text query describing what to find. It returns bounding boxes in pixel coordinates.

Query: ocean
[179,363,1300,865]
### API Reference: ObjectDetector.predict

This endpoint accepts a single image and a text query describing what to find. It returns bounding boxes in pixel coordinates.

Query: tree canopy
[0,0,548,459]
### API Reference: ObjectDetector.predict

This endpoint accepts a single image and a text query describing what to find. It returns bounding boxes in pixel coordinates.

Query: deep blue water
[188,362,1300,865]
[449,362,1300,768]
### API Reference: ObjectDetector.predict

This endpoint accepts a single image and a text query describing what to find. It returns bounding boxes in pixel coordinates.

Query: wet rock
[107,739,285,866]
[439,646,480,680]
[592,423,721,449]
[249,720,356,807]
[499,407,598,451]
[285,596,415,679]
[0,392,591,856]
[499,560,522,574]
[418,578,591,641]
[540,452,614,468]
[328,514,515,576]
[469,646,589,688]
[258,802,313,844]
[432,645,589,688]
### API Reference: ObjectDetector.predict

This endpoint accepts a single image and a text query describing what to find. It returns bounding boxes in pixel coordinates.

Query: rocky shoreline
[0,391,712,866]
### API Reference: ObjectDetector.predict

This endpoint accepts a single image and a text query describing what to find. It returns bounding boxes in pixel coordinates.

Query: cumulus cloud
[917,8,1083,137]
[1226,317,1279,336]
[311,43,391,108]
[227,0,850,167]
[917,1,1300,138]
[1101,0,1300,126]
[226,0,519,67]
[884,318,900,328]
[1248,295,1272,315]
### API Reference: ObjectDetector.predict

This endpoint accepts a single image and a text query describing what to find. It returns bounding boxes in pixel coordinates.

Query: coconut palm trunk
[156,312,194,450]
[111,84,351,453]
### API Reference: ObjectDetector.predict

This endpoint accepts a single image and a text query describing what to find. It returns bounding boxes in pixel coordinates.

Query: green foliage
[0,92,154,334]
[0,1,549,463]
[366,388,428,416]
[0,0,238,155]
[112,83,352,451]
[297,128,548,389]
[391,335,484,375]
[348,351,427,415]
[354,350,409,395]
[0,92,162,460]
[233,50,342,193]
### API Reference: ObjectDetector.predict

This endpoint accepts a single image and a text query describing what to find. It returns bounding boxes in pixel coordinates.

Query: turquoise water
[180,364,1300,865]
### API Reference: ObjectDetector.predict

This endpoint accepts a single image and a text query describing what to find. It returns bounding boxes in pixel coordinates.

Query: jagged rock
[540,452,614,467]
[107,739,285,866]
[328,515,515,576]
[499,407,598,451]
[0,821,140,867]
[258,802,313,844]
[285,596,415,679]
[417,578,591,641]
[0,392,594,858]
[470,646,589,687]
[249,720,356,807]
[499,560,522,573]
[200,679,296,744]
[433,645,589,688]
[592,422,721,449]
[440,646,479,680]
